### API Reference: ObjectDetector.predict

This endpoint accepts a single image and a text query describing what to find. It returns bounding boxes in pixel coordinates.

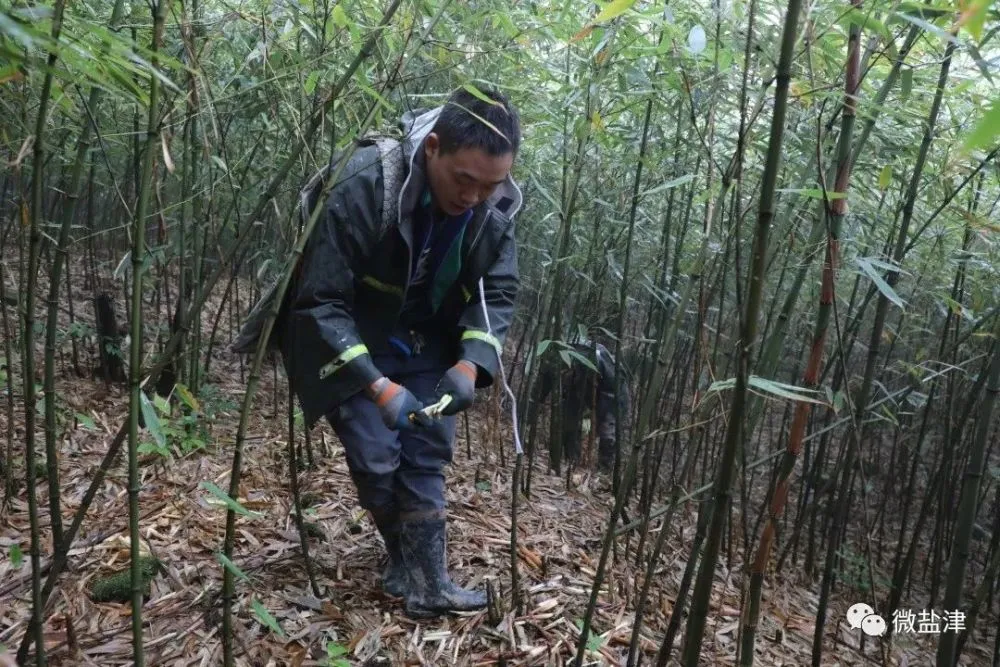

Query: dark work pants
[561,389,617,467]
[326,347,455,513]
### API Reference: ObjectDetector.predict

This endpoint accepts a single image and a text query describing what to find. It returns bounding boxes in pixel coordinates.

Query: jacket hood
[398,105,523,221]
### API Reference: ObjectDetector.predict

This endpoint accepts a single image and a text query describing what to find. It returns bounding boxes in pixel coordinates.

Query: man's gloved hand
[434,360,478,416]
[368,377,433,430]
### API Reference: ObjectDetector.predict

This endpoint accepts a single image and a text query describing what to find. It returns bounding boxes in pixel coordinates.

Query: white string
[477,277,523,455]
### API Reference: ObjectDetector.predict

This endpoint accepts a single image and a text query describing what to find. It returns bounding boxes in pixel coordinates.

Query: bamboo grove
[1,0,1000,664]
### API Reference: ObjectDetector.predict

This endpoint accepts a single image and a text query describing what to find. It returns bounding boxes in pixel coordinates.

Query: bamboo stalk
[681,0,804,659]
[1,261,16,506]
[221,102,382,665]
[740,3,861,663]
[937,331,1000,665]
[125,1,168,662]
[510,452,523,616]
[884,217,976,629]
[286,346,320,596]
[23,0,69,662]
[812,34,958,667]
[215,3,411,661]
[573,62,658,667]
[16,9,400,656]
[41,0,128,554]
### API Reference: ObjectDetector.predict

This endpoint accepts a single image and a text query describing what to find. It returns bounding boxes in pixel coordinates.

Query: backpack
[231,134,405,355]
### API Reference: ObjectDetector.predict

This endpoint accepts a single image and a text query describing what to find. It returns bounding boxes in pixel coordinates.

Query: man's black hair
[432,86,520,157]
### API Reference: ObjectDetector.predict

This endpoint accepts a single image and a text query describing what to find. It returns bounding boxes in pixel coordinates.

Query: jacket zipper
[466,208,494,257]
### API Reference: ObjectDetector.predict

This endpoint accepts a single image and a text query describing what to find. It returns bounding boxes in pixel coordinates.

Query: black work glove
[368,377,433,430]
[434,360,478,416]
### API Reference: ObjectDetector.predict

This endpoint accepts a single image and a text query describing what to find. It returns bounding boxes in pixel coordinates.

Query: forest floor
[0,275,996,666]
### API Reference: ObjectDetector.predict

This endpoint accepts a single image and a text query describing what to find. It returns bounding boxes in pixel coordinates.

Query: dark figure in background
[234,87,522,618]
[93,293,125,383]
[538,341,629,472]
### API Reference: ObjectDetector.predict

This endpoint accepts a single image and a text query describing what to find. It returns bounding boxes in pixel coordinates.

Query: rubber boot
[369,505,408,597]
[399,509,486,618]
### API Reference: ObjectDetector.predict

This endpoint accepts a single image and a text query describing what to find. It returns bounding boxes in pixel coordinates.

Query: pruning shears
[409,394,452,423]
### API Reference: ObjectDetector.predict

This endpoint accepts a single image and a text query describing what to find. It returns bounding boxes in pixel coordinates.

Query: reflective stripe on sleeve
[461,329,501,353]
[318,344,370,379]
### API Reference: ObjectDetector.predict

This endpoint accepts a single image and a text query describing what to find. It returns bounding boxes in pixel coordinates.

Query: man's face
[424,133,514,216]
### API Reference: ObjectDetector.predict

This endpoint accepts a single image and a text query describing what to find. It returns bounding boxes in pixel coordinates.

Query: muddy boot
[369,504,408,597]
[399,509,486,618]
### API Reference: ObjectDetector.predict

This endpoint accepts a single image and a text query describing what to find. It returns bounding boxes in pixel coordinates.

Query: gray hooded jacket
[233,106,523,427]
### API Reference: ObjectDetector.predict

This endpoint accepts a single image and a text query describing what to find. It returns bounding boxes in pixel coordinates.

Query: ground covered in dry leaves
[0,359,995,666]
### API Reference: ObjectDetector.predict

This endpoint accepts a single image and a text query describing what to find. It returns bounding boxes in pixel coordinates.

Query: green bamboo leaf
[103,63,149,103]
[122,51,182,94]
[564,349,598,373]
[445,100,511,146]
[215,551,249,581]
[777,188,847,199]
[355,76,394,112]
[959,0,990,41]
[593,0,638,24]
[140,391,166,447]
[707,377,827,405]
[0,11,43,49]
[878,165,893,190]
[892,13,958,43]
[640,174,695,197]
[174,383,200,412]
[297,17,319,43]
[113,251,131,280]
[9,543,23,567]
[201,481,258,516]
[895,1,955,19]
[461,83,503,108]
[968,44,994,85]
[961,99,1000,152]
[332,4,349,28]
[529,173,562,211]
[747,377,827,405]
[707,377,736,392]
[304,69,319,95]
[863,257,910,275]
[153,393,171,416]
[75,413,96,430]
[857,258,905,309]
[326,643,348,658]
[251,598,286,637]
[574,619,605,652]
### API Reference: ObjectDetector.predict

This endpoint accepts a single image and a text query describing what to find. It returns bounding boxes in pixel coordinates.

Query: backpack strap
[371,135,404,231]
[299,165,327,232]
